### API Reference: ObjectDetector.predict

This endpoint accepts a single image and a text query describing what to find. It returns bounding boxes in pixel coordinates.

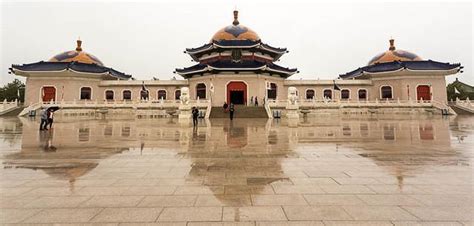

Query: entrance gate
[227,82,247,105]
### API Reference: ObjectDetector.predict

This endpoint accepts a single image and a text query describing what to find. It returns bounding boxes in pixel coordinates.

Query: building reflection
[0,117,23,148]
[0,115,468,198]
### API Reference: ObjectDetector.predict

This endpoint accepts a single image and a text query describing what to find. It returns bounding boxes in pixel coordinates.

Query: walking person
[229,103,235,120]
[250,96,253,106]
[39,108,49,131]
[255,96,259,107]
[192,106,199,127]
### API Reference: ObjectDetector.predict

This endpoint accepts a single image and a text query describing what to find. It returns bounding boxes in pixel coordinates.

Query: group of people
[39,108,55,130]
[250,96,259,106]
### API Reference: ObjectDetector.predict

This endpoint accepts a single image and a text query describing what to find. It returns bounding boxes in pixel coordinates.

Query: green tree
[0,79,25,102]
[446,80,474,101]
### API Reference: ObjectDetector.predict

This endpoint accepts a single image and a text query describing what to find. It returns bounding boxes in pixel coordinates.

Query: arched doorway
[417,85,431,101]
[227,81,247,105]
[42,86,56,102]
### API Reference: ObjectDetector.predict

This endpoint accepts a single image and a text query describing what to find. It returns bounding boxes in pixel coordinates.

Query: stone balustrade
[0,99,19,115]
[38,99,209,109]
[267,98,435,109]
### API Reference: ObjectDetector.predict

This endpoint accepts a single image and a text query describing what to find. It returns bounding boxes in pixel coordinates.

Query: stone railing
[450,98,474,113]
[18,99,210,117]
[38,99,209,109]
[0,99,20,115]
[267,98,435,109]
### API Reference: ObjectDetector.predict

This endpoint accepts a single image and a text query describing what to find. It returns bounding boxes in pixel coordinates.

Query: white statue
[286,86,300,119]
[287,87,298,106]
[180,87,190,105]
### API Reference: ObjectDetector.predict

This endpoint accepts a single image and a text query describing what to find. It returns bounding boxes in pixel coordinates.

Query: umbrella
[47,106,60,112]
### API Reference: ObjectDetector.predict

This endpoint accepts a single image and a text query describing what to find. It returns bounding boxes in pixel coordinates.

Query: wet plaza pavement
[0,115,473,225]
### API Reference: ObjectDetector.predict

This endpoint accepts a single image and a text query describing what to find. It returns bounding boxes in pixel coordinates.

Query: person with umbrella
[46,106,59,129]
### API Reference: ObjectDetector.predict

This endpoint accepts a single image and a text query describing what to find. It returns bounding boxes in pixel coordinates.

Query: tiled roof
[11,61,131,79]
[340,60,461,79]
[175,60,297,78]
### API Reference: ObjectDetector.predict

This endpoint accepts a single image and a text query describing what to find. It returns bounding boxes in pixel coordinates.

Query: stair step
[210,106,268,118]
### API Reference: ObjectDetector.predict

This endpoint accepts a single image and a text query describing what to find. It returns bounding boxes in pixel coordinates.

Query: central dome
[49,40,104,66]
[211,10,260,42]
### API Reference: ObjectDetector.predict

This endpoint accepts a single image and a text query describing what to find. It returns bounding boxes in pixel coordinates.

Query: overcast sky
[1,0,472,86]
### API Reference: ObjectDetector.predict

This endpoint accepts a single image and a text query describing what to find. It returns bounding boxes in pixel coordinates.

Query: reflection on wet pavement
[0,116,473,224]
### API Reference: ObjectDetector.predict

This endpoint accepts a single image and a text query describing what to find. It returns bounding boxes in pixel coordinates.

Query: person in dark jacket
[223,102,228,112]
[229,103,235,120]
[192,107,199,127]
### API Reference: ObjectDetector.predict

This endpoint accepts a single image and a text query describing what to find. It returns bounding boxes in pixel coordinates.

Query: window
[358,89,367,100]
[306,89,315,99]
[323,89,332,99]
[105,90,114,100]
[80,87,92,100]
[140,89,149,100]
[175,90,181,100]
[158,90,167,100]
[123,90,132,100]
[196,83,206,99]
[267,83,277,99]
[341,89,350,99]
[381,86,393,99]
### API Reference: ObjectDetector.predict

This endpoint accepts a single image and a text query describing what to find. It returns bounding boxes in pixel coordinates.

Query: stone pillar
[286,87,299,119]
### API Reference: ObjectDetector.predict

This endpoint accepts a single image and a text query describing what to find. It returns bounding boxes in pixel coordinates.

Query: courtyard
[0,115,473,225]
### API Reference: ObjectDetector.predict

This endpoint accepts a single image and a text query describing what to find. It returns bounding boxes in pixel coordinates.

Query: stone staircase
[210,105,268,118]
[0,106,25,116]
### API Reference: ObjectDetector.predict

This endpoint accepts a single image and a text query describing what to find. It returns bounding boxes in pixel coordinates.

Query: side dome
[49,40,104,66]
[368,39,422,65]
[211,10,260,42]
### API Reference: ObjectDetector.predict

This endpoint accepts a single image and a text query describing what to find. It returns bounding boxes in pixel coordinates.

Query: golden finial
[233,10,239,25]
[389,38,395,51]
[76,38,82,51]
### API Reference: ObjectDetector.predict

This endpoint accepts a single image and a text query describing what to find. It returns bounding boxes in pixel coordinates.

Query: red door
[417,85,430,101]
[42,86,56,102]
[227,82,247,105]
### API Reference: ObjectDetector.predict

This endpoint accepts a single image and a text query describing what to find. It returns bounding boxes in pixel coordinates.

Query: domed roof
[49,40,104,66]
[368,39,422,65]
[211,10,260,42]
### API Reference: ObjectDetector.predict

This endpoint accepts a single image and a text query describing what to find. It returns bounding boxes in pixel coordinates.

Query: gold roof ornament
[389,38,396,51]
[233,10,239,25]
[76,39,83,51]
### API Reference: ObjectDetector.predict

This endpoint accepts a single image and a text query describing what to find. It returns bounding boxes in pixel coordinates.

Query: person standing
[229,103,235,120]
[192,106,199,127]
[39,109,49,131]
[255,96,259,107]
[250,96,253,106]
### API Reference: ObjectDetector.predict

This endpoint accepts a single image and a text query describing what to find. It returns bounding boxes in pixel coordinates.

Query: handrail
[205,98,212,119]
[264,102,273,119]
